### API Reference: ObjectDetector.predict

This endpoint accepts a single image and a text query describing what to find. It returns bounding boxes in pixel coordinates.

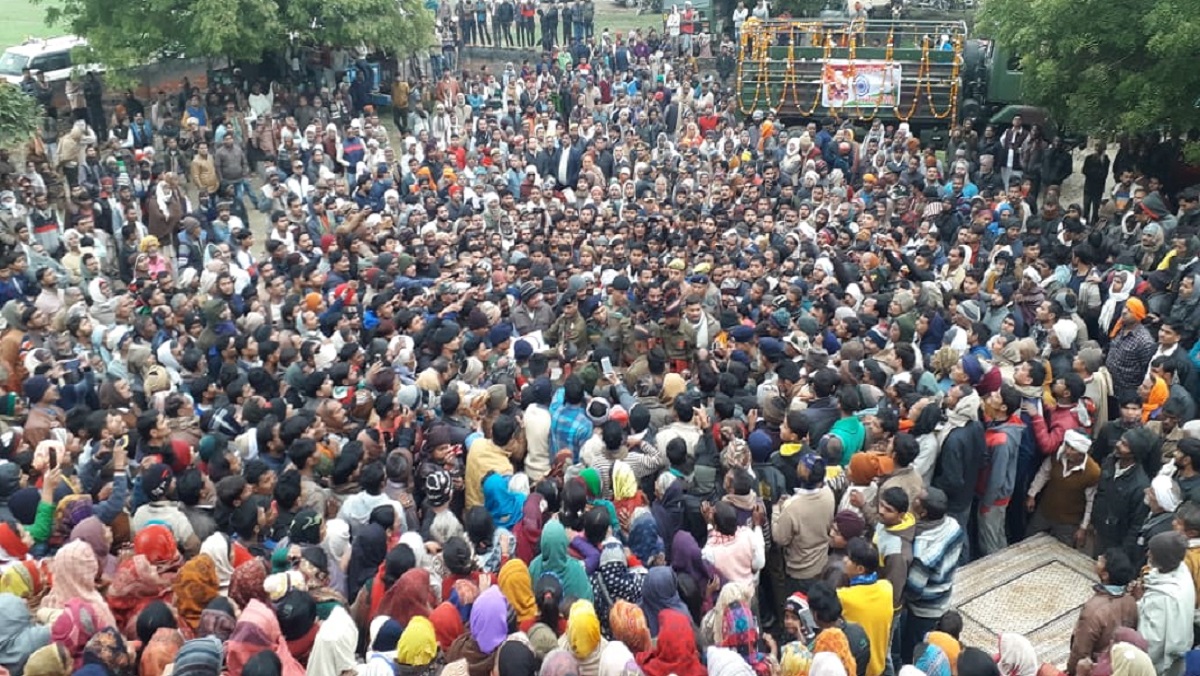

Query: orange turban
[304,293,322,311]
[848,452,894,485]
[1143,376,1169,423]
[1125,298,1147,322]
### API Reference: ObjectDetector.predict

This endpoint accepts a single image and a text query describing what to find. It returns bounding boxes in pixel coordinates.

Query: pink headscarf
[40,541,117,627]
[226,600,306,676]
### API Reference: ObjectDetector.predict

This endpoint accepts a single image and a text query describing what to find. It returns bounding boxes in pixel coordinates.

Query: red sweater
[1030,403,1084,455]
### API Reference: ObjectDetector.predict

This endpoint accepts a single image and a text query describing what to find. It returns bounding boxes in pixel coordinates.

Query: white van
[0,35,90,86]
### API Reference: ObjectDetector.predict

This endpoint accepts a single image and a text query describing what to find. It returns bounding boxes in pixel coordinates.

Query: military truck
[736,17,1056,140]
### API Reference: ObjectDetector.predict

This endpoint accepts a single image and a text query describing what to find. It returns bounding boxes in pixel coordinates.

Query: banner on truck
[821,60,902,108]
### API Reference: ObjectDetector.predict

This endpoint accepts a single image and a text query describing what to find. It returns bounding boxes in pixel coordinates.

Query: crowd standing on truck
[0,2,1196,675]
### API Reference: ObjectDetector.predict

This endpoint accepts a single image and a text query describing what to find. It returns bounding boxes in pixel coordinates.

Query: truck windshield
[0,52,30,76]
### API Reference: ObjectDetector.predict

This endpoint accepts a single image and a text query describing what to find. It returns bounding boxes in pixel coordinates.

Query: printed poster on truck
[821,60,902,108]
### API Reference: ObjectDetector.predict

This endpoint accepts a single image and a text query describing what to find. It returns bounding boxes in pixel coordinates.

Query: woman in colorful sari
[39,540,116,626]
[446,585,510,676]
[636,609,706,676]
[172,554,220,637]
[225,599,306,676]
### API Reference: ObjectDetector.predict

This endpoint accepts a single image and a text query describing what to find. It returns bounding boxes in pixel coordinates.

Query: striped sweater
[904,516,966,618]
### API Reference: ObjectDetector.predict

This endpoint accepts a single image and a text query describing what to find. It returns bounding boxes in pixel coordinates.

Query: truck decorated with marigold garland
[737,17,1049,137]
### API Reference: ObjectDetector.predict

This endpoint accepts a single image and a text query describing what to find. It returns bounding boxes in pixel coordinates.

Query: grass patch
[0,0,59,50]
[593,3,663,36]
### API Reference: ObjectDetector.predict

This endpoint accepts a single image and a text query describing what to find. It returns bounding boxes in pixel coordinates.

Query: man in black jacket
[932,384,985,561]
[1093,427,1153,562]
[801,368,842,446]
[1081,142,1111,224]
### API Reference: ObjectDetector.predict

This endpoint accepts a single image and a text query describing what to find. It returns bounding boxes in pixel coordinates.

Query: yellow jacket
[838,579,895,676]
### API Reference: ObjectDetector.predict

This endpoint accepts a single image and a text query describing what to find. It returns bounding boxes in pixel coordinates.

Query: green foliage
[38,0,435,73]
[978,0,1200,135]
[774,0,830,17]
[0,84,40,147]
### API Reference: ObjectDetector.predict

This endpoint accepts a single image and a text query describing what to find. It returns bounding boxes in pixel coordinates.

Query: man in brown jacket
[146,173,186,260]
[189,141,220,194]
[1067,547,1139,675]
[772,452,835,598]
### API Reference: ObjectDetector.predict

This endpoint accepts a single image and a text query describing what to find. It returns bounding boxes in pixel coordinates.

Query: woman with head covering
[639,567,691,637]
[651,475,686,555]
[811,652,850,676]
[399,530,439,588]
[346,510,389,603]
[139,627,184,676]
[598,641,643,676]
[482,472,525,529]
[0,593,51,676]
[196,597,237,642]
[498,559,538,630]
[39,540,117,627]
[540,648,581,676]
[0,560,48,606]
[636,609,706,676]
[561,600,608,676]
[226,600,306,676]
[669,530,715,621]
[79,628,135,676]
[295,546,347,619]
[49,493,95,551]
[514,493,545,563]
[611,461,648,534]
[814,627,858,676]
[229,558,270,609]
[322,518,351,597]
[530,520,594,602]
[446,586,511,676]
[172,554,220,635]
[780,641,814,676]
[307,606,358,676]
[704,584,749,649]
[1107,642,1155,676]
[393,616,439,676]
[379,568,436,627]
[997,633,1039,676]
[627,511,665,569]
[50,598,108,668]
[198,533,235,591]
[21,644,70,676]
[593,539,644,614]
[429,602,465,653]
[720,599,775,675]
[108,551,177,637]
[68,516,116,580]
[609,600,652,654]
[706,646,756,676]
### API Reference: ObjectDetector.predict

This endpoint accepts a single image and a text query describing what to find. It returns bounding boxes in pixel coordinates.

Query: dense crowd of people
[0,12,1199,676]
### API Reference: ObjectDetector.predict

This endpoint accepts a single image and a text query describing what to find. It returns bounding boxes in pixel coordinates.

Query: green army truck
[736,18,1050,138]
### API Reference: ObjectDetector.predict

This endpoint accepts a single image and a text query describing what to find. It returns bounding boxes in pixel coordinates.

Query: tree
[38,0,436,73]
[978,0,1200,135]
[0,85,41,148]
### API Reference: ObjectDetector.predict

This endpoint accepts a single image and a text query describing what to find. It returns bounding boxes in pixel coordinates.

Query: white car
[0,35,91,86]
